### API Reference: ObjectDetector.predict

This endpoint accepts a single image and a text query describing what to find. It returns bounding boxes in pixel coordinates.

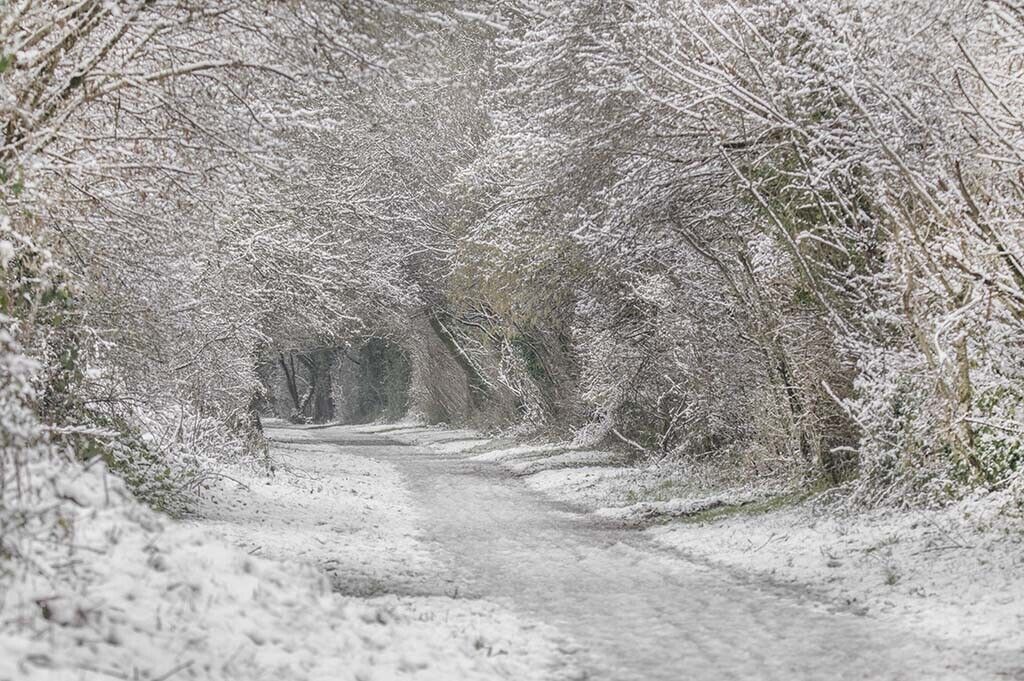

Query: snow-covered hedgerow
[412,0,1024,507]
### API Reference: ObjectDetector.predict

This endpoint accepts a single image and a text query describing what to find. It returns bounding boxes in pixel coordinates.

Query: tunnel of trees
[3,0,1023,527]
[262,339,411,425]
[4,4,1023,676]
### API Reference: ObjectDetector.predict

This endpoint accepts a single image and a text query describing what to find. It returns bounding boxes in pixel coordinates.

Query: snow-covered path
[217,424,1004,680]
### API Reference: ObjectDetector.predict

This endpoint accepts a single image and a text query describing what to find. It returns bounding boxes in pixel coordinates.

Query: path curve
[277,424,996,681]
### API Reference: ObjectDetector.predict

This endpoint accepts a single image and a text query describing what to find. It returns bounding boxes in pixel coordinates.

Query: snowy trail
[251,424,997,681]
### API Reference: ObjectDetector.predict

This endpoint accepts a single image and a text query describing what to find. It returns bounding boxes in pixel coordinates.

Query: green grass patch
[677,480,832,524]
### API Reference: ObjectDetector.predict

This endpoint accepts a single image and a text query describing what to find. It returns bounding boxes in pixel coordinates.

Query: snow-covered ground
[380,423,1024,670]
[195,426,439,596]
[8,420,1020,680]
[648,499,1024,661]
[0,422,579,681]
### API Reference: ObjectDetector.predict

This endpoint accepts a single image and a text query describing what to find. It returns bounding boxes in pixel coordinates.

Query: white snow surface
[648,500,1024,656]
[592,492,763,523]
[195,429,438,595]
[388,423,1024,663]
[14,420,1016,679]
[0,422,576,681]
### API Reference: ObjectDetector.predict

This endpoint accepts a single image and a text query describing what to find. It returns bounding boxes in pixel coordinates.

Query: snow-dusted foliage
[2,0,1023,673]
[224,0,1022,508]
[0,2,445,674]
[3,2,1024,670]
[401,0,1024,505]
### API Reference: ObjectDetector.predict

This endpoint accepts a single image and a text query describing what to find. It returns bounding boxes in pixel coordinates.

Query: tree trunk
[278,352,302,413]
[297,349,336,423]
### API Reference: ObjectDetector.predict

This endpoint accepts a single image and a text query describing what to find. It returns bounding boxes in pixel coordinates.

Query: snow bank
[593,492,762,524]
[196,437,439,596]
[468,443,566,463]
[0,437,575,681]
[502,450,628,476]
[648,501,1024,656]
[519,466,639,507]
